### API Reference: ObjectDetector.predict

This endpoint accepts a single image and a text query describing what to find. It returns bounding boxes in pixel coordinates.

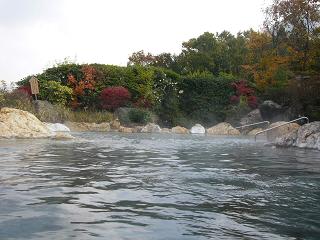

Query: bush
[39,81,73,106]
[67,110,113,123]
[100,86,131,111]
[230,80,258,109]
[178,75,234,126]
[128,108,152,124]
[0,90,34,112]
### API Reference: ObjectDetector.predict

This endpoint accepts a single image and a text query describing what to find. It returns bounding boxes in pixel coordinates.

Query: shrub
[100,86,131,111]
[39,81,73,106]
[128,108,152,124]
[230,80,258,109]
[0,90,34,112]
[178,75,234,126]
[67,110,113,123]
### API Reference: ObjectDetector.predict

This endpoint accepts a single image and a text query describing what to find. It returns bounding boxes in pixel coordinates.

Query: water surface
[0,133,319,239]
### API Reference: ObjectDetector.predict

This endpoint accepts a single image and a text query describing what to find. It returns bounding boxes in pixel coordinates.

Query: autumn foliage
[231,80,258,109]
[67,65,97,108]
[100,86,131,111]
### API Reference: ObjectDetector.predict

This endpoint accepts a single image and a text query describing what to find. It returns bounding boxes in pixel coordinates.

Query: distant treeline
[17,0,320,126]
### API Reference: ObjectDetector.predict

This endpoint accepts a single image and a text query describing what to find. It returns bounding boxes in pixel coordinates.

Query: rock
[240,109,263,126]
[238,109,266,134]
[141,123,161,133]
[190,124,205,134]
[161,128,171,133]
[274,122,320,150]
[266,121,300,141]
[259,100,286,122]
[171,126,189,134]
[33,100,65,123]
[45,123,70,132]
[64,121,110,132]
[247,128,264,136]
[52,132,75,140]
[119,126,134,133]
[295,122,320,150]
[110,119,121,130]
[274,130,298,147]
[133,126,144,133]
[206,122,240,135]
[0,107,52,138]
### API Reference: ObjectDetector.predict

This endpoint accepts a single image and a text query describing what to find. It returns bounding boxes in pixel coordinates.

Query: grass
[66,110,113,123]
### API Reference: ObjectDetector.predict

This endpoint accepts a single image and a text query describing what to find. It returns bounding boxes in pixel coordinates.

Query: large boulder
[240,109,263,126]
[266,121,300,141]
[259,100,285,122]
[171,126,189,134]
[247,128,264,136]
[190,124,205,134]
[33,100,65,123]
[274,122,320,150]
[64,121,110,132]
[206,122,240,135]
[0,107,52,138]
[141,123,161,133]
[295,122,320,150]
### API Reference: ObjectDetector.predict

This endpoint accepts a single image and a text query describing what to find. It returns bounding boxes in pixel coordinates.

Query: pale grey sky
[0,0,271,83]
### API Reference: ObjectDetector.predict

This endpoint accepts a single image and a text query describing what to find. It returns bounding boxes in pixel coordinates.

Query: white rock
[141,123,161,133]
[190,124,206,134]
[45,123,71,132]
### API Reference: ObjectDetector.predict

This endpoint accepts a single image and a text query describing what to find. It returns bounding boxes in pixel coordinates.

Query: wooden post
[29,76,39,100]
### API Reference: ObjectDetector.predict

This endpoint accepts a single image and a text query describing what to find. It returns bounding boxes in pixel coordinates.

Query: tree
[264,0,320,71]
[100,86,131,111]
[127,50,155,66]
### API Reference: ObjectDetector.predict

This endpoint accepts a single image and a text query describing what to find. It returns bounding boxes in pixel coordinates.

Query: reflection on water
[0,133,319,240]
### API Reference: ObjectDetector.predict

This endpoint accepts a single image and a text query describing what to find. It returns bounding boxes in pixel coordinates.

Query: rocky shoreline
[274,122,320,150]
[1,107,319,150]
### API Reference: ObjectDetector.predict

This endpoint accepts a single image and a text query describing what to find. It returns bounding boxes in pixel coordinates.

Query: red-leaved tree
[100,86,131,111]
[230,80,258,109]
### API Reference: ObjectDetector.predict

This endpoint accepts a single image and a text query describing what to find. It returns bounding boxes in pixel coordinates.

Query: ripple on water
[0,133,319,240]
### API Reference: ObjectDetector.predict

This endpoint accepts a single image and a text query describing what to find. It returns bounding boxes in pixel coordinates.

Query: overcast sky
[0,0,271,83]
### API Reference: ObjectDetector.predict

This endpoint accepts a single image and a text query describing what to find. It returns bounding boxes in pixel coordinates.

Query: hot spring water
[0,133,319,239]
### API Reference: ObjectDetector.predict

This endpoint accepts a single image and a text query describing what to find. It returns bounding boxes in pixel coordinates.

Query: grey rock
[240,109,263,126]
[274,121,320,150]
[259,100,286,122]
[295,122,320,150]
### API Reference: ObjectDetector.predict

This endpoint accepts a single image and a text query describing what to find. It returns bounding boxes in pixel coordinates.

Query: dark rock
[259,100,286,122]
[240,109,263,126]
